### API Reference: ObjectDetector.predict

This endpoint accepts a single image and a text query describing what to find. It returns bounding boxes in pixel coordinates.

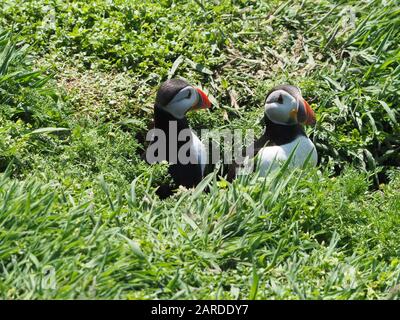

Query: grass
[0,0,399,299]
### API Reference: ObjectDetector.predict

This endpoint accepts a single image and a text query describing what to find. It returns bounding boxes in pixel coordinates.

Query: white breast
[244,136,317,176]
[190,131,207,176]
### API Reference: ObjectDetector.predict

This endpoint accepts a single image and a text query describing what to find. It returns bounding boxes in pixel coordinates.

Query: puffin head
[155,78,211,119]
[264,85,316,126]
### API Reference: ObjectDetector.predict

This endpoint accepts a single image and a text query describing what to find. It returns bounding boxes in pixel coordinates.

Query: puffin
[228,84,317,179]
[146,78,212,198]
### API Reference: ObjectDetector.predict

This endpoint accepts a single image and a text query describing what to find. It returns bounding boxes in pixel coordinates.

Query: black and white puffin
[147,78,211,197]
[228,84,317,179]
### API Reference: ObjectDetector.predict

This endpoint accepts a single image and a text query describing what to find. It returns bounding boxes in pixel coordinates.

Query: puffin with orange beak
[228,84,317,179]
[147,78,212,197]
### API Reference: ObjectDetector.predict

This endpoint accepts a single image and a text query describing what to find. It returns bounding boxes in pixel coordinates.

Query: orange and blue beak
[191,88,212,110]
[298,98,316,125]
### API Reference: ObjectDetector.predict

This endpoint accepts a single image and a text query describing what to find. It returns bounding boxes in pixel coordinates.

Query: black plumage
[148,79,205,198]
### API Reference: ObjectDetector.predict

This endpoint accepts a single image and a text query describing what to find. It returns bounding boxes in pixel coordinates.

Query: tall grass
[1,163,399,299]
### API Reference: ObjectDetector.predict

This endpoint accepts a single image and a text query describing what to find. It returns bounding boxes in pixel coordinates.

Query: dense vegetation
[0,0,399,299]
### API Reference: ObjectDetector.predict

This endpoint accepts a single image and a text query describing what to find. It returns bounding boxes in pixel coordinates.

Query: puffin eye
[277,94,283,104]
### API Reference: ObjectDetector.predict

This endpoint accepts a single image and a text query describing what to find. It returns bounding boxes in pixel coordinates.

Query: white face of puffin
[264,87,315,126]
[164,86,209,119]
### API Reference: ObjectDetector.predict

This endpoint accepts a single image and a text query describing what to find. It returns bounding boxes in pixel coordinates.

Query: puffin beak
[302,99,316,125]
[191,88,212,110]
